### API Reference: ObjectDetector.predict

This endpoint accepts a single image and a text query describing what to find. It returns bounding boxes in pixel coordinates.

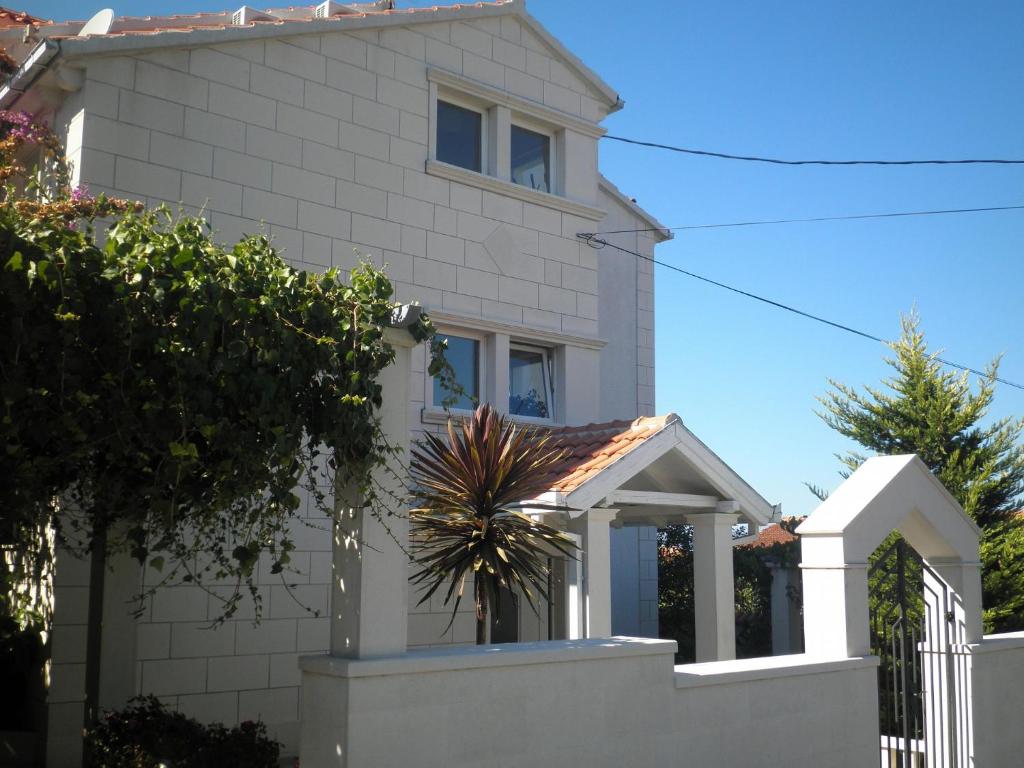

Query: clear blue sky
[30,0,1024,517]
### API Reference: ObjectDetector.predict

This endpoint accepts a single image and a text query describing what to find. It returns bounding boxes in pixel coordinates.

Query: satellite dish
[78,8,114,37]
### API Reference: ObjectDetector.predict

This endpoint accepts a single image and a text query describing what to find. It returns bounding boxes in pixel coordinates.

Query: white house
[0,2,779,764]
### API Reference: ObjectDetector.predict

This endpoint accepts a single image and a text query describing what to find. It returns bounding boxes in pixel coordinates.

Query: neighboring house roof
[742,517,803,549]
[1,0,622,110]
[534,413,777,526]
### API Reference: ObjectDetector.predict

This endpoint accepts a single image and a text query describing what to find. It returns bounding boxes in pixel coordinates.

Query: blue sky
[31,0,1024,517]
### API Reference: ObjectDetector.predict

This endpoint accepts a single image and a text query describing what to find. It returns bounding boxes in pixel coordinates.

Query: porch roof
[535,413,778,527]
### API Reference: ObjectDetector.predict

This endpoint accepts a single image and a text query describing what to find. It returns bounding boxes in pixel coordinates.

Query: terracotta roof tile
[0,7,46,27]
[532,413,681,494]
[741,517,804,549]
[39,2,514,41]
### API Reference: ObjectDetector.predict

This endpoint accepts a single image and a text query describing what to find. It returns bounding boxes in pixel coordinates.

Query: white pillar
[799,534,871,657]
[330,327,414,659]
[570,508,618,638]
[687,504,738,662]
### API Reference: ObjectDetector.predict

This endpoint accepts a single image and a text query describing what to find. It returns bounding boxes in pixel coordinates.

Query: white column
[330,328,414,659]
[687,503,738,662]
[799,533,871,658]
[570,508,618,638]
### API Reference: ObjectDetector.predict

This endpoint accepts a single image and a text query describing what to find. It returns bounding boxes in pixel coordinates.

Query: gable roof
[538,414,675,494]
[1,0,622,110]
[534,413,776,525]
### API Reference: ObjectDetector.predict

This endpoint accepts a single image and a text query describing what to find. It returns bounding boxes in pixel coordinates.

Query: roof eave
[47,2,516,60]
[598,175,672,242]
[0,38,59,109]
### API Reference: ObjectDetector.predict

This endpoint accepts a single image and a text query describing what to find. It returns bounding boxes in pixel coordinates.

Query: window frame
[426,327,487,415]
[508,341,556,424]
[510,118,556,196]
[434,92,488,176]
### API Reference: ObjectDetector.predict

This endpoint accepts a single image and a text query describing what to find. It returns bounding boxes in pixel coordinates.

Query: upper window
[433,333,480,411]
[437,100,483,173]
[511,125,551,193]
[509,345,553,420]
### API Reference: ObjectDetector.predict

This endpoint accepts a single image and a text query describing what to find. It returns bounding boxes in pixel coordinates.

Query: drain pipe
[0,37,60,109]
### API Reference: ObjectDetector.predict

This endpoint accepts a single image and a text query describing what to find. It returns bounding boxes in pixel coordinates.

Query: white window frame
[508,342,556,424]
[425,326,488,417]
[510,117,556,196]
[433,90,489,176]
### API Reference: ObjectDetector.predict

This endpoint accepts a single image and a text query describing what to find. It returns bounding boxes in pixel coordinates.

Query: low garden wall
[966,631,1024,767]
[299,638,879,768]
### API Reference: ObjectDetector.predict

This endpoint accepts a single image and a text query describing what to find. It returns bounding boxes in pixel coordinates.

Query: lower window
[509,344,553,419]
[434,333,479,410]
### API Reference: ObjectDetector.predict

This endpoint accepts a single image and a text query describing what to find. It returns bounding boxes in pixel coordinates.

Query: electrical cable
[603,134,1024,166]
[582,204,1024,238]
[576,233,1024,391]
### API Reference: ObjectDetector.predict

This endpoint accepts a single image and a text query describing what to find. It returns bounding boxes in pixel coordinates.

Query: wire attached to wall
[576,233,1024,392]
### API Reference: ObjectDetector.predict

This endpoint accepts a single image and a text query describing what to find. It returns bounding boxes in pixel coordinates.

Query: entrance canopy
[532,413,778,529]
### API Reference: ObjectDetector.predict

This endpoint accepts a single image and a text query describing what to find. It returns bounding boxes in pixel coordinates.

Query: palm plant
[409,404,577,644]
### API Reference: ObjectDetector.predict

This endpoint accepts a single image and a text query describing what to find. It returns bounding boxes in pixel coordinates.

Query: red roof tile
[534,414,679,494]
[742,517,804,549]
[0,7,47,27]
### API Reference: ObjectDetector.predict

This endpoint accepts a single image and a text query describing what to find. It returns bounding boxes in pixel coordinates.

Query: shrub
[84,696,281,768]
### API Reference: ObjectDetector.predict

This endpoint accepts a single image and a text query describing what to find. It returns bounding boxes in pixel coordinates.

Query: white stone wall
[299,639,881,768]
[43,11,664,763]
[963,633,1024,766]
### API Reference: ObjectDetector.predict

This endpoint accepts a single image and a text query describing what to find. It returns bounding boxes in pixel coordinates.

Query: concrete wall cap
[673,653,879,689]
[300,636,676,678]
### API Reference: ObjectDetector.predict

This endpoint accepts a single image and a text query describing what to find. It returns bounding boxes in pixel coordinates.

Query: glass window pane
[437,101,482,172]
[511,125,550,193]
[434,334,479,410]
[509,348,550,418]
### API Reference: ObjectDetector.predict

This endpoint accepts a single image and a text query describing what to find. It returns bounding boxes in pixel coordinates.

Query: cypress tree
[817,312,1024,632]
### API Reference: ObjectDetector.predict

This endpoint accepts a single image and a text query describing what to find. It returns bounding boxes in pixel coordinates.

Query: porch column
[570,508,618,638]
[330,327,414,658]
[687,502,739,662]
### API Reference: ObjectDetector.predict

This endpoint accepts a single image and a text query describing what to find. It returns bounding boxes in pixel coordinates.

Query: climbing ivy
[0,110,449,623]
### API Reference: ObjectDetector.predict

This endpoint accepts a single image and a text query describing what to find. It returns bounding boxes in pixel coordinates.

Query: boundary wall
[299,638,879,768]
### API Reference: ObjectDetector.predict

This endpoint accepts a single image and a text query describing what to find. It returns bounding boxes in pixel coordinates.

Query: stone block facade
[42,5,665,763]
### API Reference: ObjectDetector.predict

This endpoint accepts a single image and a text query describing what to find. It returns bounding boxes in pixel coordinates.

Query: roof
[539,414,678,494]
[529,413,776,526]
[741,518,803,549]
[1,0,622,109]
[0,7,46,27]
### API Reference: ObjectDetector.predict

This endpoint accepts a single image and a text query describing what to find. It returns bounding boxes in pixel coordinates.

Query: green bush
[84,696,280,768]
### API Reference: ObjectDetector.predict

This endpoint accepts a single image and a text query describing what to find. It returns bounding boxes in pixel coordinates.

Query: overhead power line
[576,233,1024,392]
[604,135,1024,166]
[583,203,1024,238]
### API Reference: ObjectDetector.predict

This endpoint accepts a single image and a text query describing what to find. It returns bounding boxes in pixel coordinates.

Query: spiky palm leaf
[409,403,577,644]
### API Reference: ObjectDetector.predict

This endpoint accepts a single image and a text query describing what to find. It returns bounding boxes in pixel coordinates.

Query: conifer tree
[817,313,1024,632]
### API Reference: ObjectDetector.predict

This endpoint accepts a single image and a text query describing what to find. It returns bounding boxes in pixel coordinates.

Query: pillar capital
[585,507,620,524]
[685,508,739,527]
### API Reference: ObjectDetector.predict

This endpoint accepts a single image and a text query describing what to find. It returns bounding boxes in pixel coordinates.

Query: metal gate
[869,537,968,768]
